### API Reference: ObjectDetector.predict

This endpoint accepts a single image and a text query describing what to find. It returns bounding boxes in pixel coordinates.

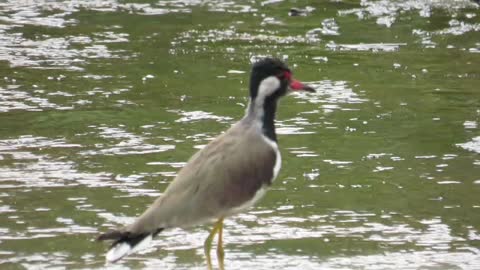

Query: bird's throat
[247,96,278,142]
[261,96,277,142]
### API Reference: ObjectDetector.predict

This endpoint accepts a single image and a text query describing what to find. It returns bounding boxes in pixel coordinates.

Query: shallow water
[0,0,479,269]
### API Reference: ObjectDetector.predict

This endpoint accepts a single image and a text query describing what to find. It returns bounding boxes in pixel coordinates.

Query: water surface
[0,0,479,269]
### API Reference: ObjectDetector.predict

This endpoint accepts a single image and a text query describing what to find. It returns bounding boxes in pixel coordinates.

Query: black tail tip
[96,230,125,242]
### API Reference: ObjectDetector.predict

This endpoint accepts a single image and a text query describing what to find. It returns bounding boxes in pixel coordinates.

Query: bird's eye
[277,71,291,80]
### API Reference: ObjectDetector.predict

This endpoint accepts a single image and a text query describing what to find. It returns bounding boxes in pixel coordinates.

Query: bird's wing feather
[126,122,276,233]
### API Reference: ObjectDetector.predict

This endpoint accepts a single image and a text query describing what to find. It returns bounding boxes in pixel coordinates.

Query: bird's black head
[249,58,314,101]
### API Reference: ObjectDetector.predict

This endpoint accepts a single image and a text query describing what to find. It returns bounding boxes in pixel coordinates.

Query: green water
[1,0,479,269]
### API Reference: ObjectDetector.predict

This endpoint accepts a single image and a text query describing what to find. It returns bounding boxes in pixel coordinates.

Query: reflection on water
[172,109,233,123]
[79,125,175,156]
[0,135,111,188]
[294,80,367,113]
[0,85,73,112]
[326,42,406,52]
[0,28,130,70]
[1,0,479,269]
[457,136,480,154]
[339,0,478,27]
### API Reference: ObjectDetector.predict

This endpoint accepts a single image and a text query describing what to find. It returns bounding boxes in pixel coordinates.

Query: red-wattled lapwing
[97,58,315,269]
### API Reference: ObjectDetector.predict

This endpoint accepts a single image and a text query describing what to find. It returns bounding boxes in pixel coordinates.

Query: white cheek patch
[258,76,281,99]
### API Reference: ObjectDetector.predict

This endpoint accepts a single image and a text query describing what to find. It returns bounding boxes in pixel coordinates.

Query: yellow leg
[204,218,223,270]
[217,218,225,270]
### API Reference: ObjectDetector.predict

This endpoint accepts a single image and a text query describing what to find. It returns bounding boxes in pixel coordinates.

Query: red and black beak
[290,78,315,93]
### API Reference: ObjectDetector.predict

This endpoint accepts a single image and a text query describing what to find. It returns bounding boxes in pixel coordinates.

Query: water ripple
[0,85,72,112]
[339,0,478,27]
[171,109,233,123]
[456,136,480,154]
[0,30,130,70]
[0,135,81,151]
[90,210,480,269]
[326,42,406,52]
[79,125,175,156]
[294,80,367,113]
[172,27,318,54]
[306,18,340,41]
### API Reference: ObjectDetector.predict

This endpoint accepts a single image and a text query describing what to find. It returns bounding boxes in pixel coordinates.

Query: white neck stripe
[245,75,280,122]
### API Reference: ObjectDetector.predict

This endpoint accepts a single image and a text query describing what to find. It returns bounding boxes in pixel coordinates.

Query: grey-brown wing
[199,133,277,211]
[126,124,276,233]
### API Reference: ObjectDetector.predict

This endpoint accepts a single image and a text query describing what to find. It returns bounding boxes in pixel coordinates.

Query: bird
[97,58,315,269]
